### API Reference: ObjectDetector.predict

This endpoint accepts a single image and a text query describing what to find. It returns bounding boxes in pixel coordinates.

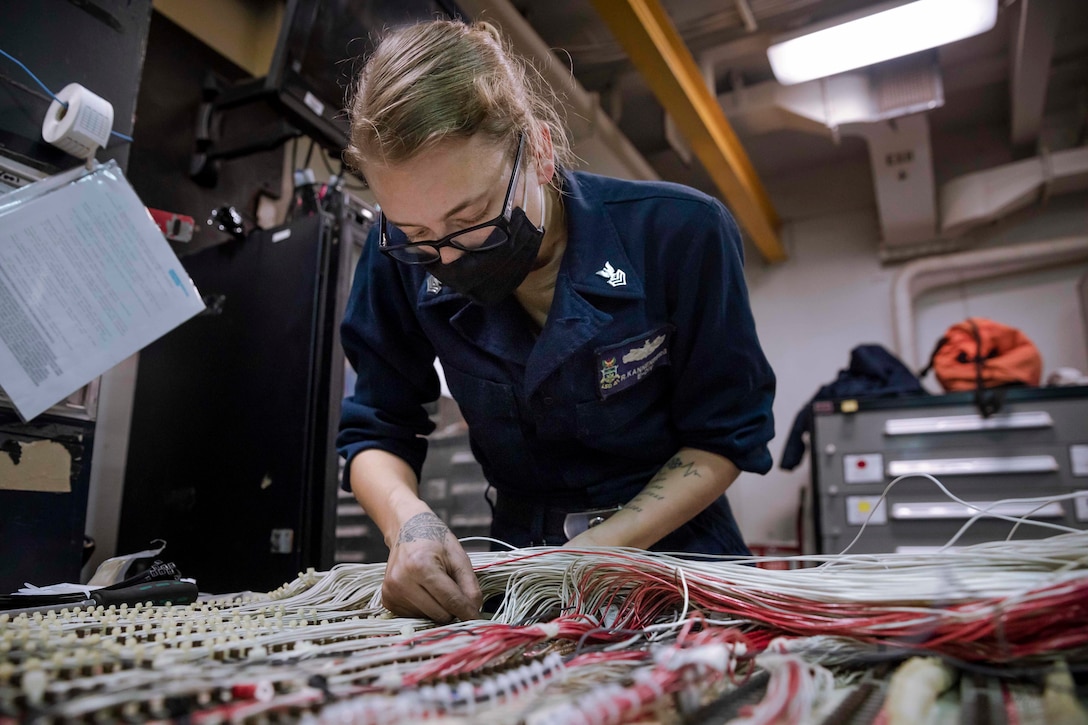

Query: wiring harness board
[1,536,1087,724]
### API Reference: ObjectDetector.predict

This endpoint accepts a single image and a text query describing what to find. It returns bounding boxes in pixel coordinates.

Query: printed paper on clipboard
[0,161,205,422]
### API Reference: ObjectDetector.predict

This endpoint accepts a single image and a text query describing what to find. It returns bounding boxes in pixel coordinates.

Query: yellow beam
[590,0,786,263]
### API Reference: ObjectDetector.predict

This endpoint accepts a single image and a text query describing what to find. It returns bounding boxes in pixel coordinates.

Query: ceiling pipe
[453,0,659,183]
[734,0,758,32]
[891,236,1088,369]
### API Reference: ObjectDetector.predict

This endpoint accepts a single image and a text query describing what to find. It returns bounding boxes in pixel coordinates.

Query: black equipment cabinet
[0,412,95,593]
[119,195,371,593]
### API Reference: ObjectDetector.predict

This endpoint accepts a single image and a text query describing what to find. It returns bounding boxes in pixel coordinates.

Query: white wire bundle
[470,534,1088,666]
[4,491,1088,723]
[468,530,1087,613]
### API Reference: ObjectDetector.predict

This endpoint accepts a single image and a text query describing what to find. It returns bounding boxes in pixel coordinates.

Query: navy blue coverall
[337,169,775,553]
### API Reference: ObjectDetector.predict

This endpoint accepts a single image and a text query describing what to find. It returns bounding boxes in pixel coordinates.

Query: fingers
[383,578,455,623]
[429,569,481,623]
[382,536,482,623]
[383,562,480,623]
[446,542,484,615]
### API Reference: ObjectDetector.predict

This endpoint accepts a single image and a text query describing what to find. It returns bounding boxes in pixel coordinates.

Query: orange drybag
[923,317,1043,393]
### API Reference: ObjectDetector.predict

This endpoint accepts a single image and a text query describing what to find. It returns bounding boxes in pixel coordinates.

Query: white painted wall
[733,158,1088,550]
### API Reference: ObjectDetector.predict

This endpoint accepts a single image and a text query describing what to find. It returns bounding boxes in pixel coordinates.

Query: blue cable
[2,46,134,145]
[0,47,68,109]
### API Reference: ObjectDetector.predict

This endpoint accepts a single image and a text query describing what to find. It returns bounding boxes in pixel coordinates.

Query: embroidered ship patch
[595,325,673,398]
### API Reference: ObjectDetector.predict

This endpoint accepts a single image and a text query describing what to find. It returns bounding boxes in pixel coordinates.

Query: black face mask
[427,205,545,306]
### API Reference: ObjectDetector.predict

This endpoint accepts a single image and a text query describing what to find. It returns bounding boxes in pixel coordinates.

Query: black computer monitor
[191,0,463,184]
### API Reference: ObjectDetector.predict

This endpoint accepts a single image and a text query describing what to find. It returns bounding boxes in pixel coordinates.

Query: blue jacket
[780,345,925,470]
[337,169,775,553]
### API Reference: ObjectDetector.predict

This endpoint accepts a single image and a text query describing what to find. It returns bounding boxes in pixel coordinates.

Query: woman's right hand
[381,510,483,623]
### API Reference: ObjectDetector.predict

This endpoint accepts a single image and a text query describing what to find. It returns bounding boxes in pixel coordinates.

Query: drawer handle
[884,411,1053,436]
[887,455,1059,476]
[891,500,1065,520]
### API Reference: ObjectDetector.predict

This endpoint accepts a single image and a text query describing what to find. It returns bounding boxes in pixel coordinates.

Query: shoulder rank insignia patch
[595,261,627,288]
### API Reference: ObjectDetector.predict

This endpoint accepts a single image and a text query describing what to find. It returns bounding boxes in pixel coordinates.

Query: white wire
[942,489,1088,550]
[830,473,1083,560]
[460,536,520,551]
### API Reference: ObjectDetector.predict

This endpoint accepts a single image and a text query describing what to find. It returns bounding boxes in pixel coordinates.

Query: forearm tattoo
[663,455,702,478]
[396,512,450,544]
[627,455,700,513]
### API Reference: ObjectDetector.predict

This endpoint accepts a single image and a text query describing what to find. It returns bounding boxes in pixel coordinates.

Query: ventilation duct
[720,57,1088,253]
[718,57,943,247]
[718,58,943,139]
[940,146,1088,236]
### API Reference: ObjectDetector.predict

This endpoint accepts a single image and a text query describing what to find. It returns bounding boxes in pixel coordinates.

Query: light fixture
[767,0,998,86]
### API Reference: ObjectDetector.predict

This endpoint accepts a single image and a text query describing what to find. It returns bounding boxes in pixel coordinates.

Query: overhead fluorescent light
[767,0,998,86]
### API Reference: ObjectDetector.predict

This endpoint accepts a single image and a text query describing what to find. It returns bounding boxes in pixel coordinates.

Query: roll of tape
[41,83,114,159]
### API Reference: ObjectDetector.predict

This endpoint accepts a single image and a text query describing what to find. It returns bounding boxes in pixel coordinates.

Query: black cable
[682,669,770,725]
[317,143,337,178]
[0,69,131,146]
[0,70,52,106]
[967,318,1003,417]
[336,157,369,191]
[0,72,125,150]
[304,137,316,170]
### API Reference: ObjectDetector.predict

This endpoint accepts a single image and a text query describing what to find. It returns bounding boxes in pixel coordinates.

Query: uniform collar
[415,169,646,308]
[418,279,535,367]
[558,169,645,302]
[412,169,647,380]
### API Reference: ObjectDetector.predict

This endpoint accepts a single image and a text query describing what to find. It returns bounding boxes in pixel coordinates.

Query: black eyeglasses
[378,133,526,265]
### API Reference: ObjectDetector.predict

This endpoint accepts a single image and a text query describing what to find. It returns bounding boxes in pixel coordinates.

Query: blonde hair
[346,20,572,175]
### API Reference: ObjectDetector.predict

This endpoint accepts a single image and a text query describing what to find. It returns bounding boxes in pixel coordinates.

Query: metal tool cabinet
[811,386,1088,554]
